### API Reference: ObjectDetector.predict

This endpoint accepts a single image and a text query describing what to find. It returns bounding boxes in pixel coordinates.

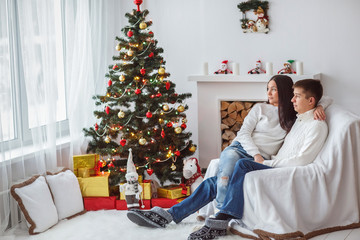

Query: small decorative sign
[238,0,269,33]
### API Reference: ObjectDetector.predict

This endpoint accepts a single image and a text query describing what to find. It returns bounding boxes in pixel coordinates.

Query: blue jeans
[216,141,253,208]
[168,159,271,223]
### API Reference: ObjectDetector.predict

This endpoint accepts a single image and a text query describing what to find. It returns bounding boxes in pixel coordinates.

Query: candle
[203,62,208,75]
[296,61,303,75]
[266,62,273,75]
[232,63,240,75]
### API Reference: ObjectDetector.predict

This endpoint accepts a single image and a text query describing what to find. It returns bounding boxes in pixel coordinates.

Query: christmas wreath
[237,0,269,33]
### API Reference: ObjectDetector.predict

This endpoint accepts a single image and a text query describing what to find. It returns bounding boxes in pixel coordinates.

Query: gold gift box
[157,185,190,199]
[120,182,152,200]
[77,172,110,197]
[73,154,99,177]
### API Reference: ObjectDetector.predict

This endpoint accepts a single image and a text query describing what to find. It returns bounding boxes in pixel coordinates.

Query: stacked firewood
[220,101,257,150]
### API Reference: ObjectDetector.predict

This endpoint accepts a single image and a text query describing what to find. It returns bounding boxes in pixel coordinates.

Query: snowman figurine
[120,149,143,209]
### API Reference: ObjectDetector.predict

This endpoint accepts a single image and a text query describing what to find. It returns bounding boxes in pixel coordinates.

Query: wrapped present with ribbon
[77,172,110,197]
[157,185,190,199]
[73,154,99,177]
[151,197,187,208]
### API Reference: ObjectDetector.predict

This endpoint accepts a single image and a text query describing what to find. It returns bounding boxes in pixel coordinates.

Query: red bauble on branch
[174,150,181,156]
[127,30,133,37]
[147,168,154,176]
[148,52,154,58]
[161,129,165,138]
[135,88,141,95]
[108,79,112,87]
[95,123,99,131]
[181,123,187,129]
[112,64,119,70]
[140,68,146,75]
[165,81,170,90]
[120,139,127,146]
[105,106,110,114]
[146,111,153,118]
[167,122,173,128]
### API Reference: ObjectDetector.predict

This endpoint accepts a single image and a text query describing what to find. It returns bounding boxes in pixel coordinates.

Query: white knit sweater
[263,109,328,167]
[233,103,285,159]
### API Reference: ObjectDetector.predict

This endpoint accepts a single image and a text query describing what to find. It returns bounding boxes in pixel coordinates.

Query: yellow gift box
[120,182,152,200]
[157,185,190,199]
[73,154,99,177]
[77,172,110,197]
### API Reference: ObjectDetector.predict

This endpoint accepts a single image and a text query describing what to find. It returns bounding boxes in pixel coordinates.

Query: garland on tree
[83,1,196,185]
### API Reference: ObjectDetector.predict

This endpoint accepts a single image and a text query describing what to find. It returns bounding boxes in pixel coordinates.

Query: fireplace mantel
[189,73,321,167]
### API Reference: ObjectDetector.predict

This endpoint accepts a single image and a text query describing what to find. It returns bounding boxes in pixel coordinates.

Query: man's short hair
[293,79,323,106]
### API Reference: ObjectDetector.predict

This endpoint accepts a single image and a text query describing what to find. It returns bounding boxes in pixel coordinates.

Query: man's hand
[254,154,264,164]
[314,105,326,121]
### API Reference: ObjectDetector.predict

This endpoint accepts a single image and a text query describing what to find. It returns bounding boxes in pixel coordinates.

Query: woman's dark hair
[268,75,297,132]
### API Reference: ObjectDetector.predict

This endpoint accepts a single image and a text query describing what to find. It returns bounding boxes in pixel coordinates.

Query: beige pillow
[10,175,58,235]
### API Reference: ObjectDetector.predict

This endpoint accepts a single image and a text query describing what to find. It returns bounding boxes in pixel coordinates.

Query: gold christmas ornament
[116,44,121,51]
[118,110,125,118]
[177,105,185,112]
[159,76,164,82]
[119,75,125,82]
[139,22,147,29]
[189,145,196,152]
[182,118,188,123]
[105,136,111,143]
[134,76,140,82]
[162,104,169,111]
[170,163,177,171]
[174,126,182,134]
[127,50,134,56]
[106,93,111,97]
[158,67,165,75]
[159,118,164,124]
[139,137,147,145]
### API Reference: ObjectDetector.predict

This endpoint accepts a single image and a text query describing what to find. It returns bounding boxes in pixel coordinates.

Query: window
[0,0,68,146]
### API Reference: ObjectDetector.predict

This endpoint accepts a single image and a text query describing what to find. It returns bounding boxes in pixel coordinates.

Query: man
[127,79,328,240]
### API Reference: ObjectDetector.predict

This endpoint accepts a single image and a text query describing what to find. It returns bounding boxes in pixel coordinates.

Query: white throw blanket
[201,105,360,239]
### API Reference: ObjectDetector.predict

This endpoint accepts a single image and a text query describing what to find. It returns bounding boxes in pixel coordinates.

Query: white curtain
[0,0,121,235]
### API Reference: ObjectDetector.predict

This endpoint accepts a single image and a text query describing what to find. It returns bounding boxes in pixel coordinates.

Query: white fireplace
[188,73,321,168]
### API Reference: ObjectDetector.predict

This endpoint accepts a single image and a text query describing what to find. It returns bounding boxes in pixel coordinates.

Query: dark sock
[215,213,233,220]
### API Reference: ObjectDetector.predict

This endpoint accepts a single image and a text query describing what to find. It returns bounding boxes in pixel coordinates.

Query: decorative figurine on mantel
[214,60,233,74]
[278,60,297,74]
[248,60,266,74]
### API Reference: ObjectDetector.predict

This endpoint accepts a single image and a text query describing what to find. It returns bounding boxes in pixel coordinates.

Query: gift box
[73,154,99,177]
[77,172,110,197]
[157,185,190,199]
[151,197,187,208]
[120,181,152,200]
[115,200,151,210]
[83,196,116,211]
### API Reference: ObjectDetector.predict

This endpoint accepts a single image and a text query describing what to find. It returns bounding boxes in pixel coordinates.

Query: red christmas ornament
[108,162,114,168]
[140,68,146,75]
[112,64,119,70]
[134,0,142,11]
[108,79,112,86]
[148,52,154,58]
[156,92,162,97]
[135,88,142,94]
[149,31,153,35]
[120,139,127,146]
[161,129,165,138]
[105,106,110,114]
[181,123,187,129]
[95,123,99,131]
[150,94,155,98]
[167,122,173,128]
[127,30,133,37]
[165,81,170,90]
[147,168,154,176]
[146,111,153,118]
[174,150,181,156]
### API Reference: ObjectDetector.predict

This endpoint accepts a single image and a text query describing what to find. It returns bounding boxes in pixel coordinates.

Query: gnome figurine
[120,149,143,209]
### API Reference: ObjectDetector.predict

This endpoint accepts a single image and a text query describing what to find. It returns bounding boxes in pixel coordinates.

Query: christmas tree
[83,0,196,185]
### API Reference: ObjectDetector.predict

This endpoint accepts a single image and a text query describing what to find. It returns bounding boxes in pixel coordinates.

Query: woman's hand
[254,154,264,164]
[314,105,326,121]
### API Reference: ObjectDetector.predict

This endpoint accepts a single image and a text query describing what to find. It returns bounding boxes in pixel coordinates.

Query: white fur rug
[3,210,242,240]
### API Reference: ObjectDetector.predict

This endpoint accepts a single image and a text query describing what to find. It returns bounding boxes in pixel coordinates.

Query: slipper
[127,207,172,228]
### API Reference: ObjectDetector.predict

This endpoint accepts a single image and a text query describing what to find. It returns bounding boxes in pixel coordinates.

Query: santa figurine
[248,60,266,74]
[214,60,233,74]
[278,60,296,74]
[120,148,143,209]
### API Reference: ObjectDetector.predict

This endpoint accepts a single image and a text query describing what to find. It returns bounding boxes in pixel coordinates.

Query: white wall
[119,0,360,164]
